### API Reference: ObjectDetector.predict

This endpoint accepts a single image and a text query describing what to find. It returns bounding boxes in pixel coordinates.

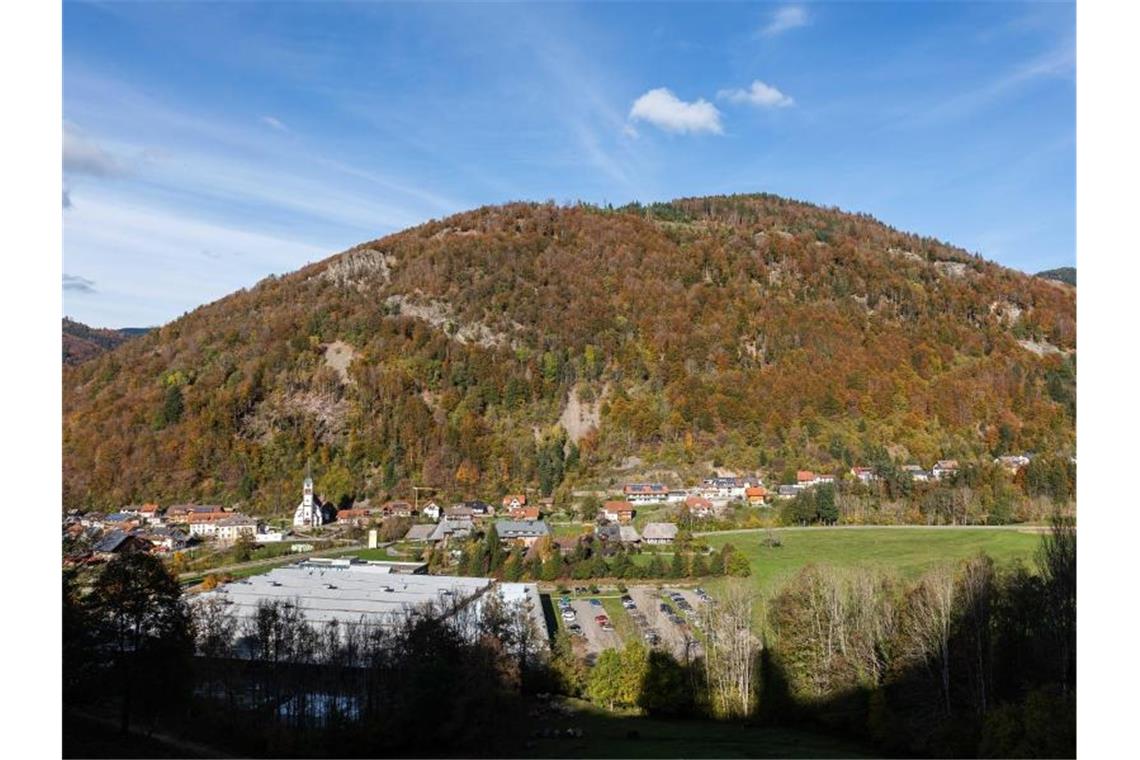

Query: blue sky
[63,1,1075,328]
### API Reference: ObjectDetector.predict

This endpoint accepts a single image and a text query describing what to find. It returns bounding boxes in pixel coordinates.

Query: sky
[63,1,1076,328]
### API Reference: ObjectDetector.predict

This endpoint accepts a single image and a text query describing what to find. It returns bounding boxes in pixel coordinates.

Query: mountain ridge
[63,194,1075,510]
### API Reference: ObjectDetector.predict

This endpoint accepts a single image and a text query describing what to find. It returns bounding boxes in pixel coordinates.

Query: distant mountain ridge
[1035,267,1076,286]
[63,194,1076,510]
[62,318,151,365]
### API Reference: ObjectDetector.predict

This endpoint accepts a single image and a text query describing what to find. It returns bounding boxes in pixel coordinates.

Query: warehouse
[194,558,548,645]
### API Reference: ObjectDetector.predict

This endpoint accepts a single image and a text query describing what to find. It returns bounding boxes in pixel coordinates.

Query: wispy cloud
[63,122,126,177]
[718,80,795,108]
[63,274,97,294]
[629,88,723,135]
[63,187,72,209]
[260,115,288,132]
[758,5,810,38]
[895,45,1074,129]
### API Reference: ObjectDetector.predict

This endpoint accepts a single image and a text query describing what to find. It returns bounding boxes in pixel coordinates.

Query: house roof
[619,526,641,542]
[501,494,527,506]
[745,486,768,497]
[686,495,713,508]
[778,485,799,495]
[495,519,549,538]
[93,530,131,554]
[642,523,678,540]
[404,524,436,541]
[603,500,634,512]
[796,470,815,482]
[622,483,668,494]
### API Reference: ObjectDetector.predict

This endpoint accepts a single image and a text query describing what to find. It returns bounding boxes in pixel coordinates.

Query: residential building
[851,466,879,484]
[745,486,769,506]
[932,460,960,480]
[685,494,715,516]
[495,519,550,547]
[380,501,414,518]
[642,523,678,545]
[191,515,260,541]
[507,505,540,520]
[443,506,475,522]
[621,483,670,504]
[140,527,188,552]
[92,529,149,559]
[994,455,1031,474]
[902,464,932,482]
[459,500,494,517]
[600,500,635,524]
[429,519,474,544]
[421,501,442,522]
[777,485,799,499]
[501,494,527,511]
[168,504,224,522]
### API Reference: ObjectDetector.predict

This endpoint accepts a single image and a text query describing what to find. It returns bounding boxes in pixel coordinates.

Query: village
[62,452,1046,570]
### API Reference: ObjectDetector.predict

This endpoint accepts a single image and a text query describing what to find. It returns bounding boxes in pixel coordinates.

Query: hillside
[62,194,1076,511]
[62,318,150,365]
[1035,266,1076,286]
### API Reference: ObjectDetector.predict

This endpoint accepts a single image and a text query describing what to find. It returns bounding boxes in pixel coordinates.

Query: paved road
[695,524,1052,537]
[178,542,370,583]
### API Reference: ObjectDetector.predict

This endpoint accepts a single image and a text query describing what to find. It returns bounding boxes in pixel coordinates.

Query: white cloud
[628,88,723,135]
[718,80,795,108]
[758,5,810,38]
[63,122,126,177]
[260,115,288,131]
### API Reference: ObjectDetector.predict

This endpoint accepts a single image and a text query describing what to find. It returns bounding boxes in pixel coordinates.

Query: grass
[599,597,639,642]
[526,698,870,758]
[703,527,1043,600]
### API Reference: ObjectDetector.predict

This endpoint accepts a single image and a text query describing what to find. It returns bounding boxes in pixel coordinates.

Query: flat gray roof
[195,562,493,628]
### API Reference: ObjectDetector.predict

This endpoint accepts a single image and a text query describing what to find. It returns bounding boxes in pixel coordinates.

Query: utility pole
[412,485,438,513]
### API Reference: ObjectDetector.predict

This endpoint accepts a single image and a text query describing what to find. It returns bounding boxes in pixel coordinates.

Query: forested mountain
[62,318,150,365]
[1035,266,1076,286]
[62,194,1076,511]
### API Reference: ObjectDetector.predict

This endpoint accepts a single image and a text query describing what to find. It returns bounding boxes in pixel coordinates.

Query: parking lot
[551,585,711,663]
[558,597,621,661]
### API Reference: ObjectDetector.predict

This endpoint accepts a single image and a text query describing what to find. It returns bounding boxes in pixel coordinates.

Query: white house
[422,501,442,522]
[622,483,670,504]
[932,460,960,480]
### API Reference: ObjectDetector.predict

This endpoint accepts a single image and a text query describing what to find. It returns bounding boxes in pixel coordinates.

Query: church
[292,470,325,529]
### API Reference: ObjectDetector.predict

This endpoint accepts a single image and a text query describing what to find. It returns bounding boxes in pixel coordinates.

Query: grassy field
[527,698,870,758]
[703,527,1043,599]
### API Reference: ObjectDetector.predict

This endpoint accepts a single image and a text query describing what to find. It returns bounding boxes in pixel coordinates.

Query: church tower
[293,461,322,528]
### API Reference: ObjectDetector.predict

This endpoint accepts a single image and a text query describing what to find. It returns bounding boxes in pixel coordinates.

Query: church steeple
[302,459,314,508]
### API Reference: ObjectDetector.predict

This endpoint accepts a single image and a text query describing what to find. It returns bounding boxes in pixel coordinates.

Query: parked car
[622,598,637,610]
[568,624,583,636]
[589,598,602,607]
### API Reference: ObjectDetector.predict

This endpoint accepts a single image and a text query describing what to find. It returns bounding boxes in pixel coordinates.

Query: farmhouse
[851,466,879,484]
[404,524,436,542]
[429,519,474,544]
[777,485,799,499]
[642,522,678,545]
[600,500,635,523]
[507,505,540,520]
[745,486,769,506]
[619,525,641,544]
[933,460,960,480]
[458,500,494,517]
[902,464,932,482]
[169,504,225,522]
[380,501,414,518]
[501,494,527,511]
[685,494,715,516]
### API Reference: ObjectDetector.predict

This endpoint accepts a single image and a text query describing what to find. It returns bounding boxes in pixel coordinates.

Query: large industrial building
[195,558,549,645]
